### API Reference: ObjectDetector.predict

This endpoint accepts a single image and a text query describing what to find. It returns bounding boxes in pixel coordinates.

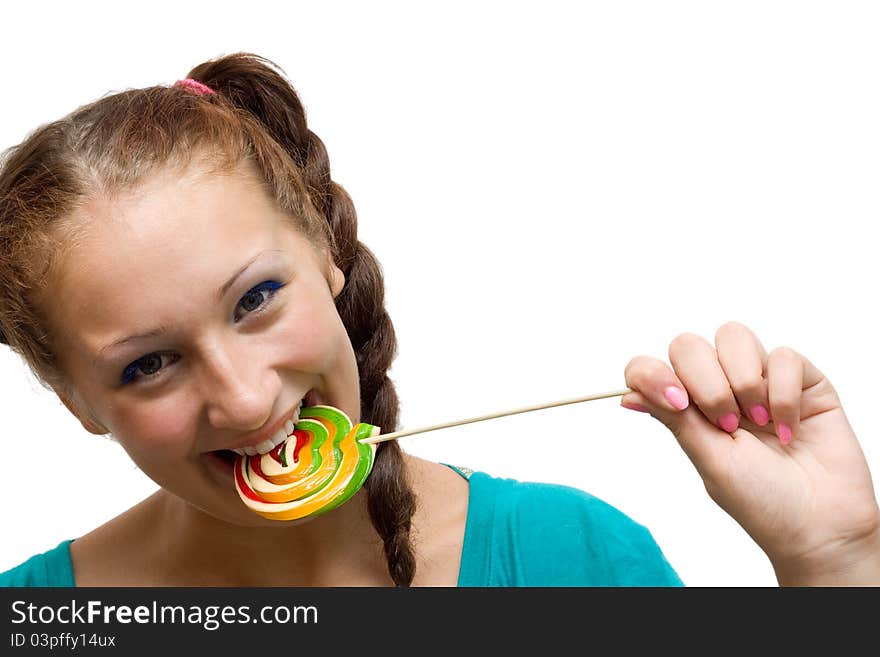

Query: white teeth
[252,429,285,456]
[226,400,304,457]
[253,440,273,455]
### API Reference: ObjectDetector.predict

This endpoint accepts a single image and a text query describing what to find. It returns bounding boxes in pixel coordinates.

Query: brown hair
[0,52,418,585]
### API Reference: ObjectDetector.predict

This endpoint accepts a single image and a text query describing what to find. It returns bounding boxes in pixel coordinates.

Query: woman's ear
[57,393,109,435]
[324,249,346,299]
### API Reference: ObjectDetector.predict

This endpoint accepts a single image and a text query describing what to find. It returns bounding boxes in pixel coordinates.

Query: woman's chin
[181,497,315,528]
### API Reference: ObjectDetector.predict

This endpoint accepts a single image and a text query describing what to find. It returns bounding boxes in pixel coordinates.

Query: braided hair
[0,53,418,585]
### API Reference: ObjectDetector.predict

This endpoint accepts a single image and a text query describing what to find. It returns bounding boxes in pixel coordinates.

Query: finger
[619,388,735,480]
[668,332,742,434]
[714,321,771,427]
[623,355,690,413]
[767,347,804,445]
[622,353,740,479]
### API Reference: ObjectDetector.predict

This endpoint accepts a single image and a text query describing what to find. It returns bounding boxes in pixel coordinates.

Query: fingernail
[621,401,650,413]
[749,405,770,426]
[778,423,792,445]
[718,413,739,433]
[663,386,689,411]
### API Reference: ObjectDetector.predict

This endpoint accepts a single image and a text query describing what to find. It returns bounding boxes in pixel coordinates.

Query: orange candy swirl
[234,405,380,521]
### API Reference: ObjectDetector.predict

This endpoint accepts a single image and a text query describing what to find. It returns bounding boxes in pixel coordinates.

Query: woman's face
[48,160,360,526]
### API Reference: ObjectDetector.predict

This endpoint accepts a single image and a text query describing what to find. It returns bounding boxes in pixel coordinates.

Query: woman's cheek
[111,398,196,459]
[274,304,341,371]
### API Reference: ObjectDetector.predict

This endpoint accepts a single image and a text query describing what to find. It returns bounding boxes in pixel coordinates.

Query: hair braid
[189,53,419,585]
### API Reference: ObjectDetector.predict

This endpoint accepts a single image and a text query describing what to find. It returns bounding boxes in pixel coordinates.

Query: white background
[1,1,878,586]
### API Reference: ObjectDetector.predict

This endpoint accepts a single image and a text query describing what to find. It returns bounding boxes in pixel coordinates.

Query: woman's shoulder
[460,469,684,586]
[471,470,650,532]
[0,540,75,587]
[1,492,166,588]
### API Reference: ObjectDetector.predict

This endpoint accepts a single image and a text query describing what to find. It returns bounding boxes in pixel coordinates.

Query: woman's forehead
[50,172,316,326]
[68,163,281,247]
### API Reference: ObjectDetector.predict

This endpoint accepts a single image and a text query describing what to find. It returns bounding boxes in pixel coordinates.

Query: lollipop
[235,387,635,520]
[234,404,380,521]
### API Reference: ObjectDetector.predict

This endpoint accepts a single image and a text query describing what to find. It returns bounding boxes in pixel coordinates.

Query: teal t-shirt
[0,467,682,587]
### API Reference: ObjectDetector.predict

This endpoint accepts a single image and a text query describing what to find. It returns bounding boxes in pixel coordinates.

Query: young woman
[1,53,876,586]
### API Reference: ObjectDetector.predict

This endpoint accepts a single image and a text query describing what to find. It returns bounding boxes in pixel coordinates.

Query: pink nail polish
[621,401,650,413]
[663,386,689,411]
[778,423,792,445]
[749,405,770,426]
[718,413,739,433]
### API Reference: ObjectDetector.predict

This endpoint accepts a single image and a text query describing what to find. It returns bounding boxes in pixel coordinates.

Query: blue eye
[120,353,177,385]
[233,280,284,323]
[119,280,286,385]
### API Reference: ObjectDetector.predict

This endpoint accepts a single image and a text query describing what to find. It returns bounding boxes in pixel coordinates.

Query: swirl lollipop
[235,387,634,520]
[235,404,380,521]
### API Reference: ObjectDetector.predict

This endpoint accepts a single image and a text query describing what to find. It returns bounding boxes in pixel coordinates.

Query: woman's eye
[120,353,177,385]
[233,280,285,322]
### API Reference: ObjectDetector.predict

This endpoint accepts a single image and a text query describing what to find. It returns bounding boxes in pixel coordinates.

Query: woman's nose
[198,343,280,431]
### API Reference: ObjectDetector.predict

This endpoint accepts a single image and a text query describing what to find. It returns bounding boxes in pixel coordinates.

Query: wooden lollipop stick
[358,387,634,445]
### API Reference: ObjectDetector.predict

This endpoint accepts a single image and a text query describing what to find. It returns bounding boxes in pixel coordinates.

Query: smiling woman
[48,161,360,459]
[0,52,686,588]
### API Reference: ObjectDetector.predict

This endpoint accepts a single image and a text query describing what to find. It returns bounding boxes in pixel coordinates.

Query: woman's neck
[154,487,392,586]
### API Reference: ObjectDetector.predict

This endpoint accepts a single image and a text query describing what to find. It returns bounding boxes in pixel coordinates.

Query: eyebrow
[94,249,283,363]
[215,250,283,302]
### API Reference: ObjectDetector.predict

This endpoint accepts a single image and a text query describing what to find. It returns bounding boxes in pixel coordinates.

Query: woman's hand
[622,321,880,585]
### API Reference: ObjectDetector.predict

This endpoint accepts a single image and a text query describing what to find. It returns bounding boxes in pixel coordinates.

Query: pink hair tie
[173,78,216,96]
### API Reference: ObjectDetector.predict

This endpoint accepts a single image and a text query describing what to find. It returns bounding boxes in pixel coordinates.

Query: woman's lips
[205,449,236,479]
[203,448,237,477]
